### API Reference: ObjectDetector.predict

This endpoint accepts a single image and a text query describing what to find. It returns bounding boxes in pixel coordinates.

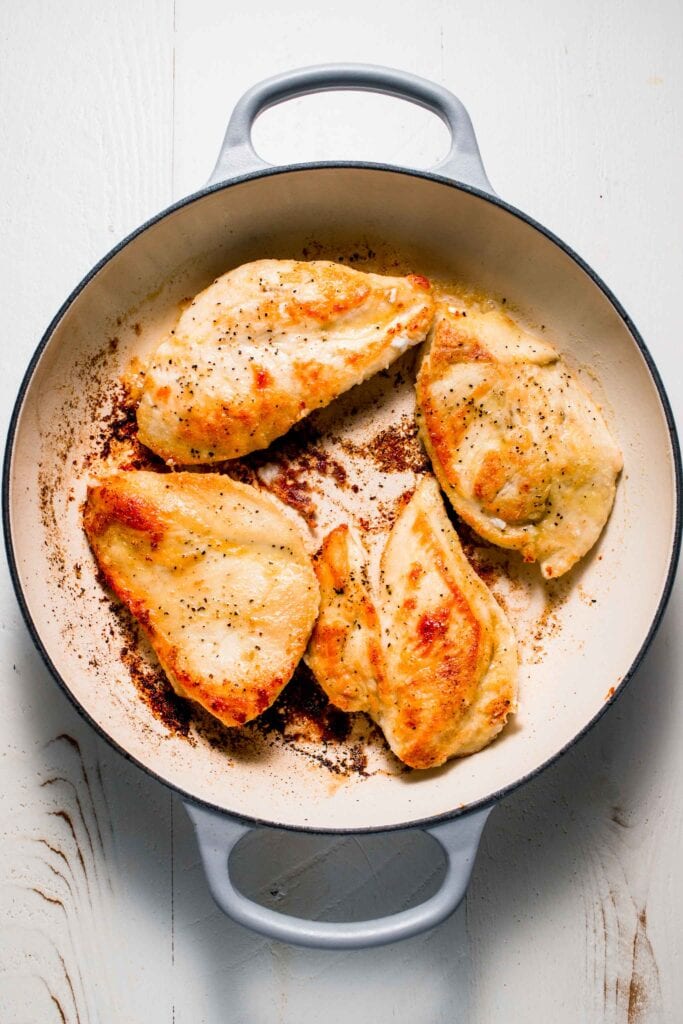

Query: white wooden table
[2,1,682,1020]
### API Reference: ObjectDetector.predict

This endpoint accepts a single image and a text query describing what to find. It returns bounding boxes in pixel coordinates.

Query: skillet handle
[185,801,491,950]
[208,62,493,194]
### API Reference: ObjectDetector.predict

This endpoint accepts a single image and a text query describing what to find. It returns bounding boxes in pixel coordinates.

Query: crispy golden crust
[137,260,434,464]
[305,477,518,769]
[305,524,385,720]
[83,471,319,727]
[416,302,623,578]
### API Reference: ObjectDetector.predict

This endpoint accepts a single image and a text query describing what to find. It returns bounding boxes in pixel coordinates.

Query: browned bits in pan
[339,415,429,475]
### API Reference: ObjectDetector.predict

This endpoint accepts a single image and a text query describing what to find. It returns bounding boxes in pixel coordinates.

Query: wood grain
[2,0,682,1021]
[0,1,175,1021]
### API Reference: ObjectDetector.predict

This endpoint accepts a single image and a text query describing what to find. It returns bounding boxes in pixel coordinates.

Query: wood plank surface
[0,2,175,1022]
[1,1,682,1021]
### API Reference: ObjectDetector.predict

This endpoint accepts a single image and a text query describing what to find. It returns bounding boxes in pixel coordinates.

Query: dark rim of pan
[3,162,682,834]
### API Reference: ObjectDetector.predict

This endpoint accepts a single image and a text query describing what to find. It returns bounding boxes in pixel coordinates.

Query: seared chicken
[137,260,434,464]
[84,471,319,727]
[416,301,623,578]
[306,476,518,769]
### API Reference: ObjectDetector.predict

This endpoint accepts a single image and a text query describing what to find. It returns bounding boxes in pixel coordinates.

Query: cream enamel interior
[7,167,678,830]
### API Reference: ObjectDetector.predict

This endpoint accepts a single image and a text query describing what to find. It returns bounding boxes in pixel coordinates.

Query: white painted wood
[2,0,682,1021]
[0,2,176,1022]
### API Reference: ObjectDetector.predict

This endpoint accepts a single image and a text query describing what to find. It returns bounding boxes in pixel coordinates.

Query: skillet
[3,63,680,948]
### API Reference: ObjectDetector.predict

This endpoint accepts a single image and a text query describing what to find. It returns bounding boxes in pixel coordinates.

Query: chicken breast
[416,301,623,578]
[305,476,518,769]
[83,471,319,727]
[137,259,434,464]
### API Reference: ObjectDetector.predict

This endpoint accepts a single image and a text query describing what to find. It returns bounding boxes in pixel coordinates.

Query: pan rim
[3,160,681,835]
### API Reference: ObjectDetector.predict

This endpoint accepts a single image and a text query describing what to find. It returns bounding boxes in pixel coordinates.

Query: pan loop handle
[185,802,491,949]
[208,63,494,194]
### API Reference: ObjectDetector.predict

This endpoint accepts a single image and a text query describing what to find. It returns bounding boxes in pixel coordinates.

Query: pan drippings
[39,245,571,780]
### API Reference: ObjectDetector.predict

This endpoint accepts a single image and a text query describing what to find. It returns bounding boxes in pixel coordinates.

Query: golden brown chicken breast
[305,476,518,769]
[137,259,434,464]
[83,471,319,727]
[416,301,623,578]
